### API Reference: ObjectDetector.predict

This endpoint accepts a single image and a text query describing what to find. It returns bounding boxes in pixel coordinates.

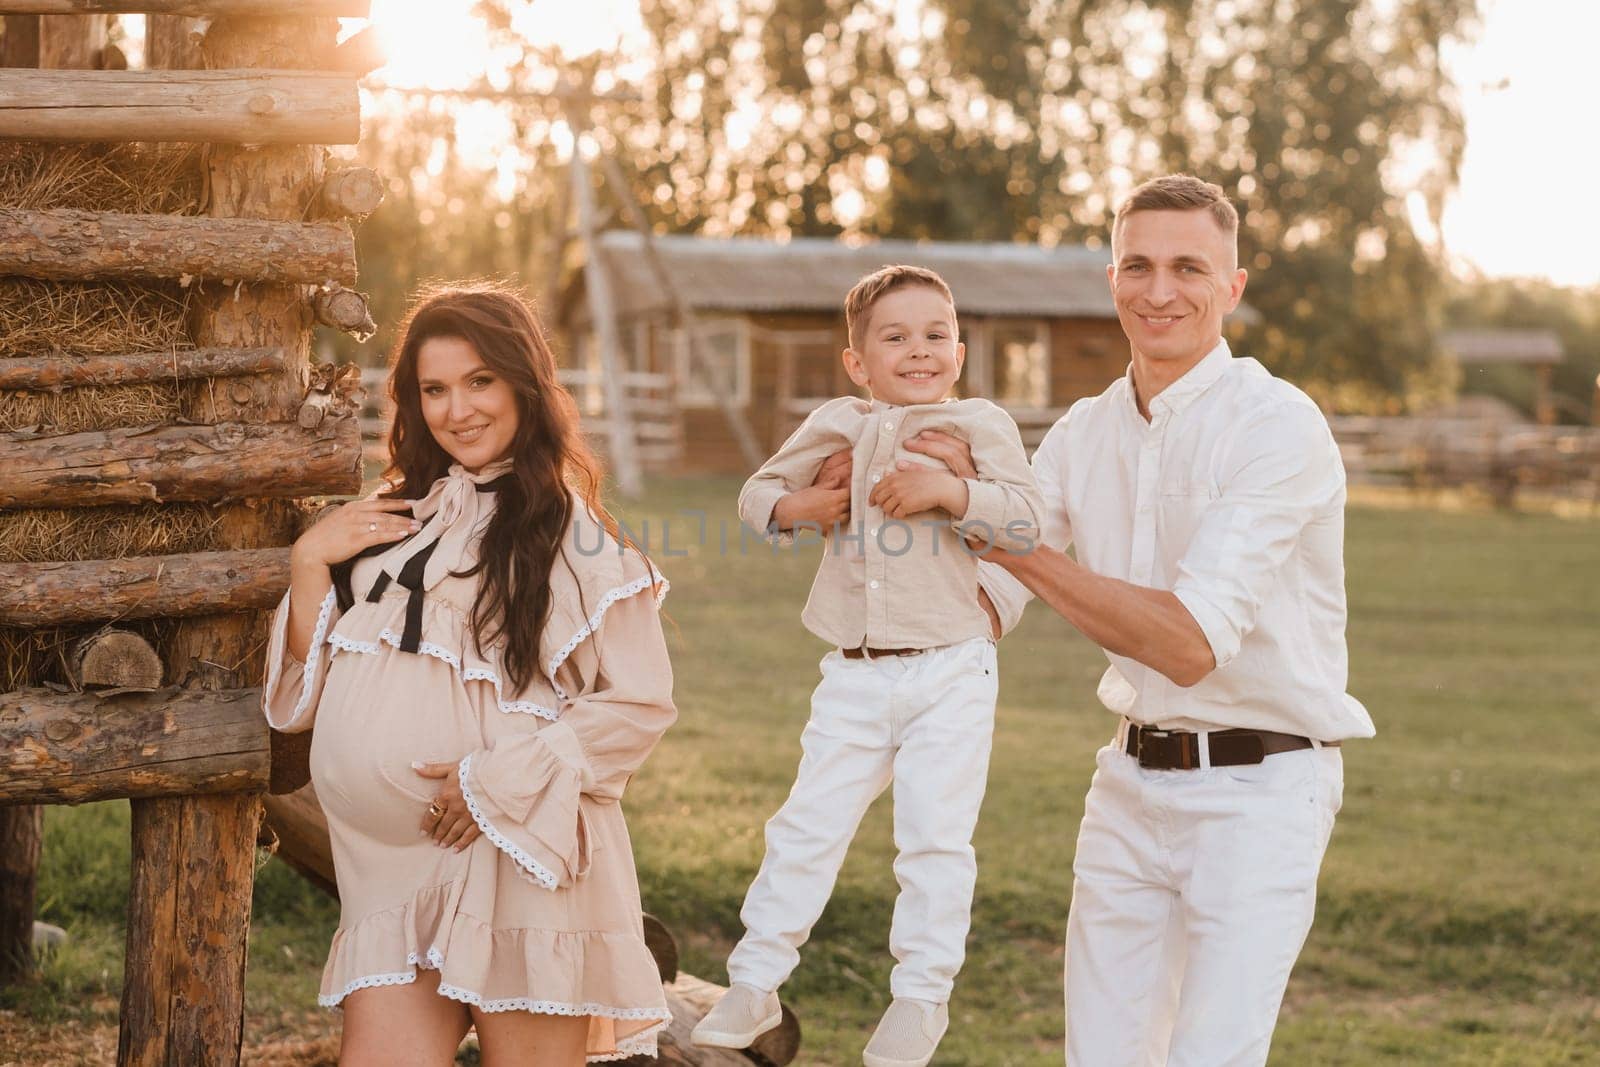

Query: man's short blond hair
[844,264,955,350]
[1112,174,1240,257]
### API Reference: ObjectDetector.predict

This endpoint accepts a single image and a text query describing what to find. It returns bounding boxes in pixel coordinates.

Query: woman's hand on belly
[412,760,483,852]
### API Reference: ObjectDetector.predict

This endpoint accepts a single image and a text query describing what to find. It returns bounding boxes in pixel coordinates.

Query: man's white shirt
[981,339,1374,741]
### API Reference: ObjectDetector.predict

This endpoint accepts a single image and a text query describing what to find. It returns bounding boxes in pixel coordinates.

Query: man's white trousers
[1065,737,1344,1066]
[727,637,998,1003]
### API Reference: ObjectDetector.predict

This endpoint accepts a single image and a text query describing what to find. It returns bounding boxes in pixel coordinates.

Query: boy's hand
[772,485,850,531]
[901,429,978,479]
[869,468,968,519]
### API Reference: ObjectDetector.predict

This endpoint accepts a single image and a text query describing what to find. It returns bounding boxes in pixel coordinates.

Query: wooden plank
[0,417,362,508]
[0,208,356,285]
[119,792,259,1066]
[0,687,268,805]
[0,806,42,985]
[0,346,285,392]
[0,548,288,627]
[0,1,367,12]
[0,68,358,144]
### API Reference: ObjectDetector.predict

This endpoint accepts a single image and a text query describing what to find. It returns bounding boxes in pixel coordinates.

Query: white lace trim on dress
[457,755,560,890]
[326,629,559,721]
[546,571,669,702]
[318,944,670,1062]
[278,587,337,730]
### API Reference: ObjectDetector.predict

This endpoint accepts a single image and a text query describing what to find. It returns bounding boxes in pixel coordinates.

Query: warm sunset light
[364,0,644,91]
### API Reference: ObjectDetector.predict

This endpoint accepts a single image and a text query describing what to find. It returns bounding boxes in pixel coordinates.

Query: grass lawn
[5,478,1598,1065]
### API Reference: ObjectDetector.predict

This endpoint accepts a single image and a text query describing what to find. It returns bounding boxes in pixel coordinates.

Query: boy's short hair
[1112,174,1240,257]
[844,265,956,350]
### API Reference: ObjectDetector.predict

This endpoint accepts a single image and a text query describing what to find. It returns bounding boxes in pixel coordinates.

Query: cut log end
[70,628,162,693]
[317,166,384,219]
[313,285,375,340]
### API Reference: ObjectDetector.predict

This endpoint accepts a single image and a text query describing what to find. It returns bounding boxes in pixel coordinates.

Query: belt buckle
[1133,727,1166,769]
[1134,727,1200,771]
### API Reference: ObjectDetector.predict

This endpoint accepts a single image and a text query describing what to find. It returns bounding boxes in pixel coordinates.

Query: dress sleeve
[261,586,340,734]
[455,570,676,890]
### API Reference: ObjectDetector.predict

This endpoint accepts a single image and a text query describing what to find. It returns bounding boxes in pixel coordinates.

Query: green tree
[433,0,1482,402]
[1446,277,1600,425]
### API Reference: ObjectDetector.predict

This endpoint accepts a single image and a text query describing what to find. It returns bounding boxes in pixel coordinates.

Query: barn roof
[1441,328,1565,365]
[590,232,1118,320]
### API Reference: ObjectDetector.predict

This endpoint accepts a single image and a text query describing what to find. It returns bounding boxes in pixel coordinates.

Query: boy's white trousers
[1065,733,1345,1066]
[727,637,998,1003]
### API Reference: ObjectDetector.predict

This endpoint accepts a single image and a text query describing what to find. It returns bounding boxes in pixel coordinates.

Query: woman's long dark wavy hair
[382,282,626,693]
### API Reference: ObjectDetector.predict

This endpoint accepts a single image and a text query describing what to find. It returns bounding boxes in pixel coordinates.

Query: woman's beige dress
[263,463,676,1062]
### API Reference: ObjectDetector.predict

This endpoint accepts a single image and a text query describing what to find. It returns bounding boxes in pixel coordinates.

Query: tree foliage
[1446,277,1600,425]
[364,0,1481,402]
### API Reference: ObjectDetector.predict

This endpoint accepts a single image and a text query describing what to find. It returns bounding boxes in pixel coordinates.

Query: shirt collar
[1132,338,1233,421]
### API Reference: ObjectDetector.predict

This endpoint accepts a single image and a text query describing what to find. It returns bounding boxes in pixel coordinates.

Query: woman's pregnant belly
[309,648,482,848]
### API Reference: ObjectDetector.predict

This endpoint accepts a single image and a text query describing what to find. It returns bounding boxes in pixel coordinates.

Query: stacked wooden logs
[0,5,373,1064]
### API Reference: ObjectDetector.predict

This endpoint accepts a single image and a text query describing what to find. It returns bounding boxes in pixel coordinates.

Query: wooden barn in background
[561,233,1139,472]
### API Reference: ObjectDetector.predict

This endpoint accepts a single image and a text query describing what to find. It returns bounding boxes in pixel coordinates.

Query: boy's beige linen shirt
[739,395,1043,650]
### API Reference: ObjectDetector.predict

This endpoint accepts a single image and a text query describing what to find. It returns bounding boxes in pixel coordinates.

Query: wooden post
[0,69,360,144]
[115,14,351,1066]
[0,208,359,285]
[0,549,290,626]
[0,418,362,509]
[0,8,107,996]
[567,111,643,496]
[598,151,765,471]
[0,687,270,805]
[145,14,201,70]
[0,14,41,66]
[0,806,43,986]
[0,1,370,13]
[1535,362,1555,427]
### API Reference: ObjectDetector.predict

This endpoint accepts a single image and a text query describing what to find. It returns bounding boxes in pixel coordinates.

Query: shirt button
[869,580,880,589]
[871,473,882,483]
[886,420,896,431]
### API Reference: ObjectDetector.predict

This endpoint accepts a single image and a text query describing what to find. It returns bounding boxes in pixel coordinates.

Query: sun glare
[363,0,644,91]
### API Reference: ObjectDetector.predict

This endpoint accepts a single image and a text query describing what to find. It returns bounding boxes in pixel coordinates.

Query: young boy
[691,265,1044,1067]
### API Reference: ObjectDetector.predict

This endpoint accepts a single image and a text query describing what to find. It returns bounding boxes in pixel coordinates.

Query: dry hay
[0,505,227,687]
[0,142,204,215]
[0,504,224,564]
[0,617,182,691]
[0,381,182,433]
[0,278,192,359]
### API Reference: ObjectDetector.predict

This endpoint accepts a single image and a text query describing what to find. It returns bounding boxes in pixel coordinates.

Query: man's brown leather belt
[1123,722,1339,771]
[841,645,927,659]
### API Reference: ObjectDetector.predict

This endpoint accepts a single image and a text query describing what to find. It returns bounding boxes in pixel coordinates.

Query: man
[912,174,1373,1065]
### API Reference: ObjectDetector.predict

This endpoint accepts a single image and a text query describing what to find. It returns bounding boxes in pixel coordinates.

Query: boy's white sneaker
[690,983,783,1048]
[862,997,949,1067]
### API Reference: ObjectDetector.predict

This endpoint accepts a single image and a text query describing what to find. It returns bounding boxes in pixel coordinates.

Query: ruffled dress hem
[317,881,670,1062]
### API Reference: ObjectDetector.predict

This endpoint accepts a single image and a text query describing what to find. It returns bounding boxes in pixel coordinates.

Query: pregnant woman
[262,284,676,1065]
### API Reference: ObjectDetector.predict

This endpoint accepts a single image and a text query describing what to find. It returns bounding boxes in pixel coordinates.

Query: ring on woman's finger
[427,801,444,818]
[368,522,378,533]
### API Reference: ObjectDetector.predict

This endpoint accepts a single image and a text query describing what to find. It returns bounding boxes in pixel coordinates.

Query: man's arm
[986,546,1215,686]
[990,399,1344,687]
